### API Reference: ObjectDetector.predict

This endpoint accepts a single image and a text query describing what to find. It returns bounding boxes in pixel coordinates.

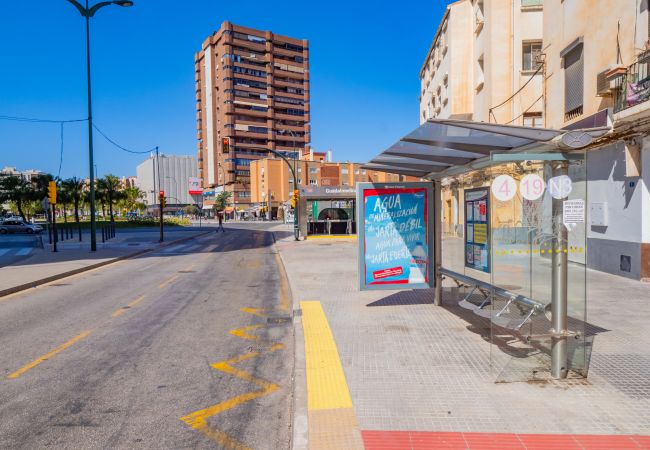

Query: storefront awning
[363,119,610,179]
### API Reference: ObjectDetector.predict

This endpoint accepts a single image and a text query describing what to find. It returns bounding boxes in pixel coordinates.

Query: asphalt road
[0,222,294,450]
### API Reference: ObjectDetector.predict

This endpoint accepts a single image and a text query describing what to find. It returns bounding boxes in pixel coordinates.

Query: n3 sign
[548,175,572,199]
[491,175,517,201]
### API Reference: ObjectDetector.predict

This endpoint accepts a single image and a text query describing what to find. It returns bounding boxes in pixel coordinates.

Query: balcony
[613,50,650,113]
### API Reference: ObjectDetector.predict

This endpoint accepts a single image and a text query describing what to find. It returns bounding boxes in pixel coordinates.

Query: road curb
[272,230,309,450]
[0,229,213,298]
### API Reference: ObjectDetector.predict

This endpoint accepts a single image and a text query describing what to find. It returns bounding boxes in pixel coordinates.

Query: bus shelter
[298,186,357,237]
[362,119,609,381]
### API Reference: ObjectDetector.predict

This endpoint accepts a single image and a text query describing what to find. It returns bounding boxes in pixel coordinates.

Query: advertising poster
[465,187,490,273]
[357,182,434,290]
[188,177,202,195]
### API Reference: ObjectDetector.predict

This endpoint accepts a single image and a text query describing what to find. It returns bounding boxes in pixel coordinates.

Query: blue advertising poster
[464,187,490,273]
[357,183,434,290]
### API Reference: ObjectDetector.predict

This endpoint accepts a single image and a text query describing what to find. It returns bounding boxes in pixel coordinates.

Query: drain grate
[266,314,292,324]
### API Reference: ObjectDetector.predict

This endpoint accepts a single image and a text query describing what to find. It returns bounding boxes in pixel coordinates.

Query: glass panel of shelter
[442,152,588,382]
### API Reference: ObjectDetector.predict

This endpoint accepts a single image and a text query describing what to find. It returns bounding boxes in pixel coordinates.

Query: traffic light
[290,189,299,209]
[159,190,166,208]
[222,137,230,154]
[48,181,57,204]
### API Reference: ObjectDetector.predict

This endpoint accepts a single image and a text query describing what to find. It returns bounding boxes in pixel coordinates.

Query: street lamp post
[66,0,134,252]
[277,129,300,241]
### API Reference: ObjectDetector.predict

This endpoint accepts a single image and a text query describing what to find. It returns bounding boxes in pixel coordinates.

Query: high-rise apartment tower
[195,21,310,209]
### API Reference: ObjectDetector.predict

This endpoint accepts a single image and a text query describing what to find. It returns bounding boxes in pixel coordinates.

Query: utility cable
[504,94,544,125]
[488,63,544,122]
[93,124,156,154]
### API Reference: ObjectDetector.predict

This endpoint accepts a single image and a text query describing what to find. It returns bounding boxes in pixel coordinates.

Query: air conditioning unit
[597,65,626,97]
[596,69,613,96]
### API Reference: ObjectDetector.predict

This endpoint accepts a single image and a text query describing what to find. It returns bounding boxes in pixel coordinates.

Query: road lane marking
[158,274,178,289]
[15,247,32,256]
[7,330,92,379]
[111,295,146,318]
[239,307,272,318]
[179,307,284,447]
[0,248,11,256]
[301,301,353,410]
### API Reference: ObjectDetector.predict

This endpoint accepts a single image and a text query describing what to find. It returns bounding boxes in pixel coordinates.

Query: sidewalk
[273,226,650,449]
[0,227,211,296]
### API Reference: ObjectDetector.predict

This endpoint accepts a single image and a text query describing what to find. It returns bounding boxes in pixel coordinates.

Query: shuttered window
[563,43,584,119]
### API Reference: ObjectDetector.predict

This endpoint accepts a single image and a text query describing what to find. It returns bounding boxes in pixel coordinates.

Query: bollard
[60,226,64,242]
[101,226,105,243]
[48,224,52,245]
[78,225,82,242]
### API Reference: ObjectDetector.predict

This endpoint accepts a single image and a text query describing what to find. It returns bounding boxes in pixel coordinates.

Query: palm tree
[120,186,145,213]
[99,174,123,223]
[213,191,232,212]
[0,175,31,220]
[61,177,85,238]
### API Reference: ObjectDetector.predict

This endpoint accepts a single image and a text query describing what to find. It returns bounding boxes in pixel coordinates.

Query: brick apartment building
[195,21,310,210]
[250,159,420,213]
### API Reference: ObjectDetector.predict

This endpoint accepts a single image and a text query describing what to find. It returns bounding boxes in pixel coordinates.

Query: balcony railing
[614,50,650,113]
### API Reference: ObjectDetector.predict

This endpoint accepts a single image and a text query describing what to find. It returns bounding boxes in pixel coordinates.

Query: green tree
[61,177,85,235]
[213,191,232,212]
[120,186,145,213]
[101,174,124,222]
[0,176,32,220]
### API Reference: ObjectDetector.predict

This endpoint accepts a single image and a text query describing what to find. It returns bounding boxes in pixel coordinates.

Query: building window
[562,40,584,121]
[523,112,543,128]
[309,167,318,174]
[342,168,349,175]
[522,41,542,72]
[521,0,543,6]
[309,179,317,186]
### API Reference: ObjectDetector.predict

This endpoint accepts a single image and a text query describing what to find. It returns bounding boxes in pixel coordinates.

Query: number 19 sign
[357,182,435,291]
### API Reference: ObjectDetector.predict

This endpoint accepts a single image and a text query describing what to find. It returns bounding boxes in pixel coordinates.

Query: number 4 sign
[491,175,517,201]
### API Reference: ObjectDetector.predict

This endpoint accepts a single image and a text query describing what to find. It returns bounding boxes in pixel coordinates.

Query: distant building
[136,155,198,209]
[0,166,44,181]
[250,158,420,216]
[195,21,310,211]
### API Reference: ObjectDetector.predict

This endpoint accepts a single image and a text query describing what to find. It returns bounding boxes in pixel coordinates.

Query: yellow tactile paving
[301,300,353,411]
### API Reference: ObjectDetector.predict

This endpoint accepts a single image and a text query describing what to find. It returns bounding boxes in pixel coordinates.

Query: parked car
[0,219,43,234]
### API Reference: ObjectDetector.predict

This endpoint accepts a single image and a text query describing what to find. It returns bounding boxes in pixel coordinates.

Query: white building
[136,155,198,208]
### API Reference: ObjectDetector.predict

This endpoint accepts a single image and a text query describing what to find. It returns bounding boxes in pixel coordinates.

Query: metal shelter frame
[363,118,611,379]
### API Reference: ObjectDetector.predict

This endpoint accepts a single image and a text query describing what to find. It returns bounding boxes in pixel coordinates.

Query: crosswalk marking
[0,249,10,256]
[15,248,32,256]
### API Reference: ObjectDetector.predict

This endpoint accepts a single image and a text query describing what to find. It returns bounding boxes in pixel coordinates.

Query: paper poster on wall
[357,182,435,290]
[465,187,490,273]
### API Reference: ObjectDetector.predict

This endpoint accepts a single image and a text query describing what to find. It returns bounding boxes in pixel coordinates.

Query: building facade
[250,158,418,213]
[542,0,650,280]
[420,0,544,125]
[195,21,310,210]
[136,155,198,208]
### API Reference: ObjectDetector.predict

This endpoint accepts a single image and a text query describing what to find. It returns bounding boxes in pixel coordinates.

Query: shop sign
[188,177,202,195]
[465,187,490,273]
[357,182,434,290]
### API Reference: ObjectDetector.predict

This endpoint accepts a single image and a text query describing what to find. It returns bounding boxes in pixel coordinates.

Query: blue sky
[0,0,450,179]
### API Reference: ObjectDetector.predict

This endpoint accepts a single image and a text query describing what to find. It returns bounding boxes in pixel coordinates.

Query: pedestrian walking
[217,211,226,233]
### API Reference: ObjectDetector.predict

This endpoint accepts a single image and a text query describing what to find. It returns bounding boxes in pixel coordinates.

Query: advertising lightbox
[357,182,435,291]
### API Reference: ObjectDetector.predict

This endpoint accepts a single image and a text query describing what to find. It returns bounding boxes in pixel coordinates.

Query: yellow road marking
[7,330,92,379]
[229,324,264,341]
[239,307,271,317]
[111,294,146,318]
[158,274,178,289]
[301,301,353,410]
[189,423,252,450]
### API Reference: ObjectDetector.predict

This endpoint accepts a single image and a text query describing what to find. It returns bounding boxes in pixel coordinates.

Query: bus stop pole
[434,180,442,306]
[551,161,569,379]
